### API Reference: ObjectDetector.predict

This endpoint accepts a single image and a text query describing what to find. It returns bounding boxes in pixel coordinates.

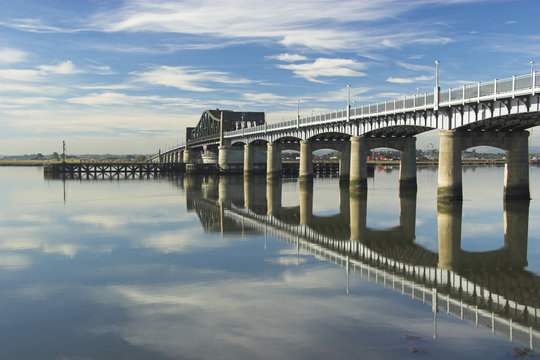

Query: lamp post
[435,60,440,89]
[297,98,300,128]
[347,84,351,121]
[531,61,535,76]
[434,60,440,110]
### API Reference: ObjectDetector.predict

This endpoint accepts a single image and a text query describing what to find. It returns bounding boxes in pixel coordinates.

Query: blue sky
[0,0,539,155]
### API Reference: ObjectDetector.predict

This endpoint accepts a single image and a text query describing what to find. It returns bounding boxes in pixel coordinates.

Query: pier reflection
[186,174,539,350]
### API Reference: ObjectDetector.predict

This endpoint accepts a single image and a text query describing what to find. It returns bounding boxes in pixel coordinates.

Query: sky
[0,0,539,156]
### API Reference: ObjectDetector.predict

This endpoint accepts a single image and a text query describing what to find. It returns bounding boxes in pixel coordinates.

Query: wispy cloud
[38,60,82,75]
[0,48,28,64]
[242,92,287,104]
[0,69,42,82]
[267,53,308,62]
[67,92,201,107]
[386,75,434,84]
[89,65,115,75]
[67,92,137,105]
[0,96,54,106]
[68,1,452,52]
[0,60,82,83]
[132,65,252,92]
[0,18,64,33]
[395,61,434,72]
[77,84,134,91]
[278,58,367,83]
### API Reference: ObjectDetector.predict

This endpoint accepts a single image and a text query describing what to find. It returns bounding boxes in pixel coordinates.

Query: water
[1,166,540,359]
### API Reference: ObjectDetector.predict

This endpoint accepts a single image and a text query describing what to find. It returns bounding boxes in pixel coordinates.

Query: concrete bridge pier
[438,130,530,201]
[218,145,244,173]
[244,144,254,176]
[300,180,313,226]
[183,149,195,164]
[349,136,367,190]
[267,142,282,178]
[437,199,462,271]
[339,141,351,183]
[399,137,417,190]
[299,139,313,182]
[437,130,463,201]
[504,131,530,200]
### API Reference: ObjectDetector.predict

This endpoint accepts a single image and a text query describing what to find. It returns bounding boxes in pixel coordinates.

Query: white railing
[225,72,539,139]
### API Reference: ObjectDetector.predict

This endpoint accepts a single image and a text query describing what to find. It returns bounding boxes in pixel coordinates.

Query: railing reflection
[184,174,539,349]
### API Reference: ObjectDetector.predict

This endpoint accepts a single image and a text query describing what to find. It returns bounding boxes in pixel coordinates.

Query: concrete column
[299,181,313,226]
[218,145,230,173]
[504,199,529,268]
[183,149,193,163]
[437,130,462,200]
[266,142,281,178]
[504,131,530,200]
[437,200,462,270]
[266,178,282,216]
[299,139,313,180]
[349,136,367,190]
[349,189,367,242]
[244,144,254,176]
[399,188,417,241]
[339,141,350,182]
[399,137,417,190]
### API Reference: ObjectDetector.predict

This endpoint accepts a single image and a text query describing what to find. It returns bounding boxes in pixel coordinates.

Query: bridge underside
[363,125,433,138]
[457,113,540,132]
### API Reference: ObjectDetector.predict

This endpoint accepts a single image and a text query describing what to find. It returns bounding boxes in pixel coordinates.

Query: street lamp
[347,84,351,108]
[531,61,535,76]
[435,60,440,89]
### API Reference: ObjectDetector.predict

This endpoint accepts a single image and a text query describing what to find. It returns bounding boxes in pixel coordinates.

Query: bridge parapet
[224,72,539,140]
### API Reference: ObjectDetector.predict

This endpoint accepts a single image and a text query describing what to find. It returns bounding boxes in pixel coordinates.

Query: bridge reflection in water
[181,174,539,350]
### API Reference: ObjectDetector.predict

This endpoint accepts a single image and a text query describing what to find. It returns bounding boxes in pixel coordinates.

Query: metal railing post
[533,71,537,95]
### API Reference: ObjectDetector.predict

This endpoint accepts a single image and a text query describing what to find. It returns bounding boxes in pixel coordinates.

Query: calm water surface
[1,166,540,359]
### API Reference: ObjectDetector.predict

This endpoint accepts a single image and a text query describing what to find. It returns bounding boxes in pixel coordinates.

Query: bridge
[150,71,540,200]
[181,174,540,350]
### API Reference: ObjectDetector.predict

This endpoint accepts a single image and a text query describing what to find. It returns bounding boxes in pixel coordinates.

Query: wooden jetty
[44,162,185,179]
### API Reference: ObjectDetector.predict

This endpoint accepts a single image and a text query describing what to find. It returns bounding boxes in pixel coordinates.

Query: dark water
[1,166,540,359]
